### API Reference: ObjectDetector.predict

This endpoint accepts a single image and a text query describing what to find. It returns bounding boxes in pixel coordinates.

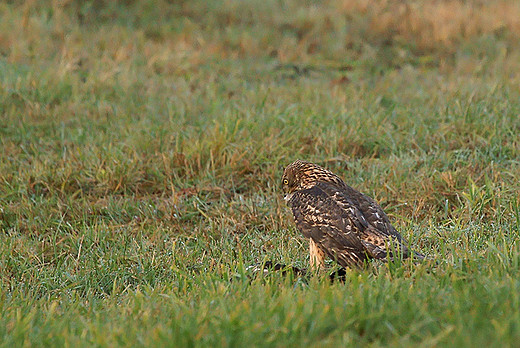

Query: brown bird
[282,160,424,270]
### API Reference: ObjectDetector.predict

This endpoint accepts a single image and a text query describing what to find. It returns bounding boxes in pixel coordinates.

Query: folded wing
[288,182,414,268]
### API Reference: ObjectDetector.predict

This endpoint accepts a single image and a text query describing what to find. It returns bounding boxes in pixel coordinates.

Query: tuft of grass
[1,1,520,347]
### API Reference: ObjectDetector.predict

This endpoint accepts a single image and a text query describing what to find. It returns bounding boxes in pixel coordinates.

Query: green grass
[2,0,520,346]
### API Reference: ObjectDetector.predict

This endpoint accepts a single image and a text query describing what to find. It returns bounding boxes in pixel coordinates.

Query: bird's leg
[309,238,325,272]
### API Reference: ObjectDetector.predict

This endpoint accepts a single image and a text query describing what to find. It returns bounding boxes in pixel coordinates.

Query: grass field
[2,0,520,346]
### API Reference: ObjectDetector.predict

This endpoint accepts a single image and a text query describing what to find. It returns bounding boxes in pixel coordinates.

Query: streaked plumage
[282,160,424,269]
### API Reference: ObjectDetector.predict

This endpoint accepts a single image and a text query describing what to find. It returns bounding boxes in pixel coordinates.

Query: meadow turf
[2,0,520,346]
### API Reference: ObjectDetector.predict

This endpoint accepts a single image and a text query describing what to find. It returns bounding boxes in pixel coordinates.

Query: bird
[282,160,424,270]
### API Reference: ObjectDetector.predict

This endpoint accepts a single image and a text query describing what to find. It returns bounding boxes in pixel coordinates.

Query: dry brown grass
[3,0,520,72]
[340,0,520,49]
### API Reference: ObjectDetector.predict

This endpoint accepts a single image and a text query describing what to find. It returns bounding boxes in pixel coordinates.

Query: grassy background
[1,0,520,346]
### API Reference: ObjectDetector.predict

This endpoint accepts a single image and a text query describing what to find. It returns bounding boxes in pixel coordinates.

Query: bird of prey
[282,160,424,270]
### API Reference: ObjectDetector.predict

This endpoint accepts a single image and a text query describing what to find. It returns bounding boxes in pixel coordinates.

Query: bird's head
[282,160,345,199]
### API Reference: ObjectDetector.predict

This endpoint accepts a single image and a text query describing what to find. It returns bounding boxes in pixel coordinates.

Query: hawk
[282,160,424,270]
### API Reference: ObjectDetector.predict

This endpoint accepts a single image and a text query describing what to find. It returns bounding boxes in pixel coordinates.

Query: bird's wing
[288,182,371,268]
[342,185,404,241]
[290,182,414,266]
[341,185,424,260]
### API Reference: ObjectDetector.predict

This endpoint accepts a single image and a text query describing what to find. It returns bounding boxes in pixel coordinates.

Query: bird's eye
[283,179,289,185]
